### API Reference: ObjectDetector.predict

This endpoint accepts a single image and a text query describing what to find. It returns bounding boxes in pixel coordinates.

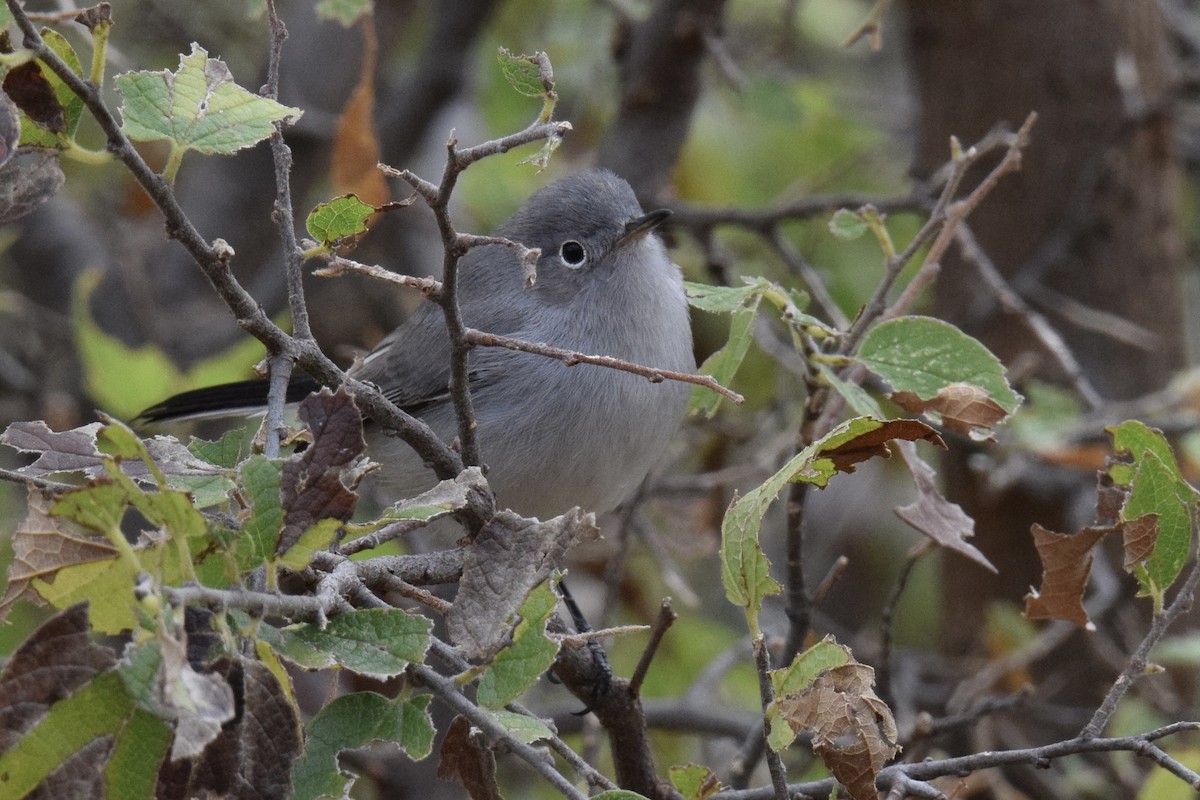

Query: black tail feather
[134,376,323,424]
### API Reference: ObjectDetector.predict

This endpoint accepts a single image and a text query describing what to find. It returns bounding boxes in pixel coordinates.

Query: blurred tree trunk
[906,0,1185,657]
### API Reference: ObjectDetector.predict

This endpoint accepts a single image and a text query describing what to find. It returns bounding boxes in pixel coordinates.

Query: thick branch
[597,0,728,198]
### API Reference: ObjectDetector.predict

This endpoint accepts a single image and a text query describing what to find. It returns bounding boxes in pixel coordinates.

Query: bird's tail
[134,376,322,424]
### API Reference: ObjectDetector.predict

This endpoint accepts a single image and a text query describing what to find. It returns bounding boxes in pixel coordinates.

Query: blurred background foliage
[3,0,1200,797]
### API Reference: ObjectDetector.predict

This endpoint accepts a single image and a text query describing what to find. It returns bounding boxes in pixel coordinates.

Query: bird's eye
[559,240,587,268]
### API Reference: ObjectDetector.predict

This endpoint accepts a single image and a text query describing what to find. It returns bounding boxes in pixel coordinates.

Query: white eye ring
[559,240,587,268]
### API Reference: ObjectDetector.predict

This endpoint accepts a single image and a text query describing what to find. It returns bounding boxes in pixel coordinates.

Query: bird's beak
[616,208,672,247]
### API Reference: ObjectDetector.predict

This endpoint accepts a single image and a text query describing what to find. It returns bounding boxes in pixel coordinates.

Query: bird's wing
[350,244,532,412]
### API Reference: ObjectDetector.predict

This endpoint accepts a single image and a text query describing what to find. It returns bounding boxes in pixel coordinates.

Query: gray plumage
[141,170,694,519]
[357,169,694,517]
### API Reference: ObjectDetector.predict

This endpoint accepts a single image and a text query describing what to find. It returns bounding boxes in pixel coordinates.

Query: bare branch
[1082,524,1200,738]
[953,222,1104,409]
[465,328,743,403]
[408,660,589,800]
[628,598,677,696]
[379,119,572,469]
[751,637,790,800]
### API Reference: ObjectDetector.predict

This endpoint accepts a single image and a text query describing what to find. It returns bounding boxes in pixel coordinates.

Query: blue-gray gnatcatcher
[140,169,695,518]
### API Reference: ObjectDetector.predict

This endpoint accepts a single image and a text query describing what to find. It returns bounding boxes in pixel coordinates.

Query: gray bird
[140,169,695,519]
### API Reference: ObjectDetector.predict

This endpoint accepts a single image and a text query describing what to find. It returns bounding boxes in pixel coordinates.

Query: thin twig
[628,598,677,696]
[878,540,933,708]
[259,3,303,459]
[465,328,743,403]
[0,468,77,492]
[781,481,812,664]
[426,637,619,792]
[811,112,1039,439]
[313,255,444,296]
[4,0,463,484]
[381,120,574,468]
[811,554,850,605]
[769,227,851,330]
[409,660,588,800]
[711,722,1200,799]
[669,192,922,230]
[904,689,1032,744]
[953,222,1104,409]
[751,637,790,800]
[1082,526,1200,737]
[163,583,332,625]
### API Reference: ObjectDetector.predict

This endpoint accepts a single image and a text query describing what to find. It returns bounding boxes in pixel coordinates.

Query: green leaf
[684,279,771,313]
[104,709,172,799]
[52,481,126,534]
[770,637,852,697]
[720,488,782,639]
[0,671,134,797]
[816,362,884,417]
[1108,421,1197,607]
[96,416,153,463]
[116,42,301,155]
[187,429,245,468]
[476,578,560,707]
[165,473,235,509]
[17,29,85,147]
[690,290,763,417]
[118,640,163,711]
[497,47,549,98]
[277,517,340,571]
[722,416,940,635]
[483,708,554,744]
[1109,420,1198,499]
[828,208,868,240]
[33,557,136,634]
[306,194,375,247]
[315,0,373,26]
[292,692,433,800]
[858,316,1022,414]
[136,487,207,539]
[262,608,432,679]
[669,763,721,800]
[240,454,283,570]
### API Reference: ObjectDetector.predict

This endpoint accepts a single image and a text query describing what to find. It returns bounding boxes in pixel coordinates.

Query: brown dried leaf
[157,660,301,799]
[1121,513,1159,571]
[0,148,65,223]
[2,61,65,133]
[892,382,1009,440]
[436,715,502,800]
[893,441,995,572]
[277,388,366,555]
[776,663,899,800]
[2,421,105,477]
[823,419,943,474]
[157,662,300,796]
[330,16,388,207]
[30,735,113,799]
[1,420,227,481]
[74,4,114,31]
[0,489,117,623]
[0,604,117,751]
[447,509,599,659]
[1023,523,1112,628]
